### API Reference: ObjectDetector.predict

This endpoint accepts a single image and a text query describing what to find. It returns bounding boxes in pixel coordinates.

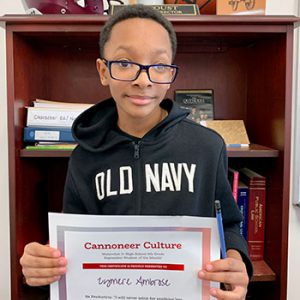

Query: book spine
[228,168,239,202]
[247,185,265,261]
[24,127,75,142]
[25,144,76,150]
[237,186,249,240]
[26,108,83,127]
[232,171,239,202]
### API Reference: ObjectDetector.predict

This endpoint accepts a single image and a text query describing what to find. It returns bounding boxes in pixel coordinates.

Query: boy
[20,4,252,299]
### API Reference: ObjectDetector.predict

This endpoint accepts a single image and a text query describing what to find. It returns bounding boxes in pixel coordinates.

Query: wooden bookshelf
[20,143,279,158]
[227,144,279,158]
[20,149,74,157]
[252,260,276,282]
[2,14,299,300]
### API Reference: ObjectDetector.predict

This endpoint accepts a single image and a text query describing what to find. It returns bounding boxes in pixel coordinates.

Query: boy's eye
[116,61,132,68]
[152,64,168,72]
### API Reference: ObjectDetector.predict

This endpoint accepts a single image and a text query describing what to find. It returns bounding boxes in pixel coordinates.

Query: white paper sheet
[49,213,220,300]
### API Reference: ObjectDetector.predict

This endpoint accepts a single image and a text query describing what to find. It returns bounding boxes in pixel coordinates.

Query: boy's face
[97,18,173,122]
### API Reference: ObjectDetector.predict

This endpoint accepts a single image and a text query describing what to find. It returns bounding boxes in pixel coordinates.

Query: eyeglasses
[102,59,178,84]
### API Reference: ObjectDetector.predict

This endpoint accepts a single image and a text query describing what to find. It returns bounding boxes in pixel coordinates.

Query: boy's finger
[205,258,246,273]
[24,242,61,258]
[199,270,248,287]
[22,266,67,278]
[25,276,61,287]
[21,255,67,268]
[210,286,247,300]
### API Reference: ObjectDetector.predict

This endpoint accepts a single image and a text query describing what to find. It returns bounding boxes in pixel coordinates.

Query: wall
[0,1,299,299]
[288,1,300,299]
[0,2,24,300]
[265,0,298,14]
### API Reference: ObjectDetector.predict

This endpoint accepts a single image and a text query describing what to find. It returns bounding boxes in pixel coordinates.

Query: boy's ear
[96,58,109,86]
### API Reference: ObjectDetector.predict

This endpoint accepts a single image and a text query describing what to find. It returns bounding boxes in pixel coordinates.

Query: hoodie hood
[72,98,189,152]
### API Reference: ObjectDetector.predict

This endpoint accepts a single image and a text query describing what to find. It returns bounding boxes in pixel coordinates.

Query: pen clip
[215,199,221,213]
[214,200,227,259]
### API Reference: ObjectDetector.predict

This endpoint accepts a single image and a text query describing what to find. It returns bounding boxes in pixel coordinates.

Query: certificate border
[56,226,212,300]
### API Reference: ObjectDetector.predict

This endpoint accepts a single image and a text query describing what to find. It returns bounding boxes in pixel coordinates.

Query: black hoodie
[63,98,253,277]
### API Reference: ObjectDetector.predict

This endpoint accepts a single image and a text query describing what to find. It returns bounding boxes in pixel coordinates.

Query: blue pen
[215,200,227,259]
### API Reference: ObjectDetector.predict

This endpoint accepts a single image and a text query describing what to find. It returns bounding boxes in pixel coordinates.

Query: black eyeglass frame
[102,59,179,84]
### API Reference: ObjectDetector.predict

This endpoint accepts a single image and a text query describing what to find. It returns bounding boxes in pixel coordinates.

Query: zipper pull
[133,141,141,159]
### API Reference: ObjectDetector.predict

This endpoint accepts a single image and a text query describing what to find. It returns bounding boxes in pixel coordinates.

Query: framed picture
[174,89,214,123]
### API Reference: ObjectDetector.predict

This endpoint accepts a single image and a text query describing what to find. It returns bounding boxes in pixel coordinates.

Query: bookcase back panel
[12,35,48,104]
[45,47,111,102]
[245,34,290,289]
[12,35,110,104]
[10,159,49,297]
[246,35,287,150]
[11,35,48,153]
[11,158,68,299]
[170,48,248,120]
[45,159,69,213]
[14,159,68,245]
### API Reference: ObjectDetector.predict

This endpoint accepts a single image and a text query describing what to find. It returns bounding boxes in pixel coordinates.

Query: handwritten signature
[97,276,171,287]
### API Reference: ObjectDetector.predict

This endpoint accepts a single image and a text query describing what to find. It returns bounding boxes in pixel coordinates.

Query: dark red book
[239,168,266,261]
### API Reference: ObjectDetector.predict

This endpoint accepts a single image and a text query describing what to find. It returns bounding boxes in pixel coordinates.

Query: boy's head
[99,4,177,61]
[96,5,178,127]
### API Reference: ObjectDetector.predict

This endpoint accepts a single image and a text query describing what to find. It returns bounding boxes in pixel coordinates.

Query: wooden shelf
[252,260,276,282]
[20,149,73,157]
[20,143,279,158]
[227,144,279,158]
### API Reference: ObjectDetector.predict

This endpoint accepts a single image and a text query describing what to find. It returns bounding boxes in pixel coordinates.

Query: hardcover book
[239,168,266,261]
[174,89,214,123]
[237,181,249,241]
[25,143,77,150]
[24,126,75,143]
[33,99,93,109]
[26,106,85,128]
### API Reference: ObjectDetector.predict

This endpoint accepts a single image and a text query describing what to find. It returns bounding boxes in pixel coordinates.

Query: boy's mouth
[127,95,155,105]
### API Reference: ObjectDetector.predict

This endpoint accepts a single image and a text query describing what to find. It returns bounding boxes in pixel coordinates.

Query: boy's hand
[198,249,249,300]
[20,242,67,286]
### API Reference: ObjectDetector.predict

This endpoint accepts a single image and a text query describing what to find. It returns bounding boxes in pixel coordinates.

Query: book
[33,99,93,109]
[239,168,266,261]
[200,120,250,147]
[26,106,86,128]
[25,143,77,150]
[237,181,249,240]
[228,167,239,202]
[174,89,214,123]
[24,126,75,143]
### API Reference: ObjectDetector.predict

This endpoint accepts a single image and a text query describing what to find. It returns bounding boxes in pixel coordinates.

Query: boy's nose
[133,69,152,86]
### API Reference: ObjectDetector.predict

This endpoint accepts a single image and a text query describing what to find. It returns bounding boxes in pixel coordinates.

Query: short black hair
[99,4,177,61]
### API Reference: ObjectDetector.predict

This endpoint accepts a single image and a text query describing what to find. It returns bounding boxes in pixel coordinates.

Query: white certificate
[49,213,220,300]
